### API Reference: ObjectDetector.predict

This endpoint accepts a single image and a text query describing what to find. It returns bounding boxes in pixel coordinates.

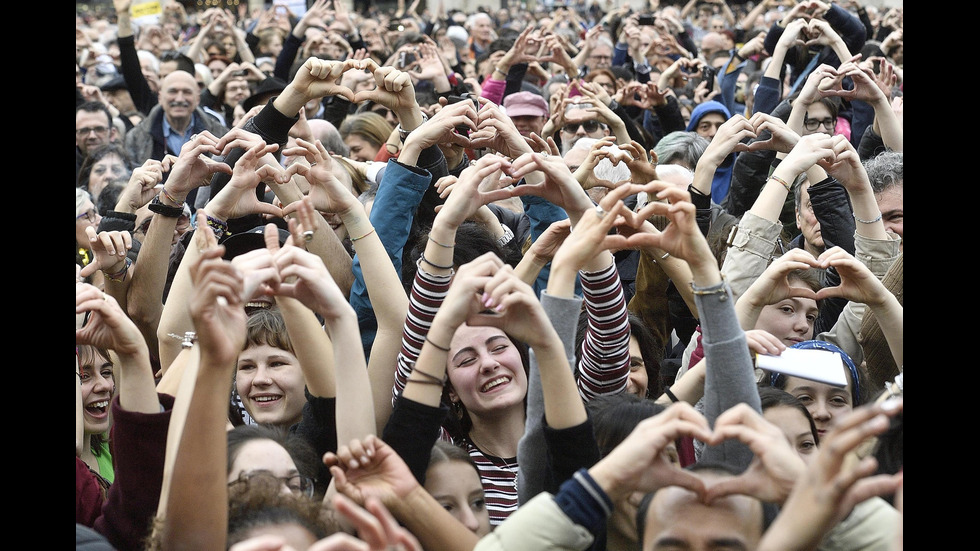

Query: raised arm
[158,218,247,551]
[816,248,903,367]
[272,225,375,446]
[153,133,235,371]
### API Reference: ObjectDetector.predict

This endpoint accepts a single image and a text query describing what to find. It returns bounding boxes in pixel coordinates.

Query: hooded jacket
[686,101,735,201]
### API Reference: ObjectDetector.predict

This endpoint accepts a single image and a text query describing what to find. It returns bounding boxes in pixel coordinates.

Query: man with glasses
[76,101,119,180]
[558,102,610,156]
[801,97,840,137]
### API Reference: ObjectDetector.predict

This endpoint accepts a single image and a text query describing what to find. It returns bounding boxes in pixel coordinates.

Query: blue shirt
[163,112,198,156]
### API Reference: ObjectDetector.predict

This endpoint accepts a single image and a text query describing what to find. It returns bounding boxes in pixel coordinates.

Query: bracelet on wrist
[104,257,133,282]
[420,251,454,271]
[769,175,793,192]
[690,275,730,299]
[396,112,429,142]
[160,187,182,207]
[853,211,882,224]
[205,214,230,240]
[148,195,186,218]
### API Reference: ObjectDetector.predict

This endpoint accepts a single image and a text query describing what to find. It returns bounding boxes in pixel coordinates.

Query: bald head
[700,32,727,58]
[159,70,200,127]
[640,470,764,551]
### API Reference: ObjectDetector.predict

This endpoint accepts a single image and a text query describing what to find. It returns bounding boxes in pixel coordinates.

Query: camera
[702,66,716,92]
[637,15,657,26]
[398,51,416,68]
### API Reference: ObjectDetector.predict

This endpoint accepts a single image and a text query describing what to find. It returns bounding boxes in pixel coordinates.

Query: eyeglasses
[77,126,109,137]
[589,54,611,61]
[229,471,315,498]
[803,116,837,132]
[562,121,601,134]
[76,208,99,224]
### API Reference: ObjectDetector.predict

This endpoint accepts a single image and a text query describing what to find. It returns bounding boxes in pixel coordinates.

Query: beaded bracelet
[206,215,230,239]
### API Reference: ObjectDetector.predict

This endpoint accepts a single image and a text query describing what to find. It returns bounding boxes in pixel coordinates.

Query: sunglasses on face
[562,121,601,134]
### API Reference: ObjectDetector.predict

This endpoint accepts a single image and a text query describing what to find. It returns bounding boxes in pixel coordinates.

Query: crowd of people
[76,0,903,549]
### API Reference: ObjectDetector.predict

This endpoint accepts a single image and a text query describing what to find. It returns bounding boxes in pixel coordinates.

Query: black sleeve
[806,176,854,335]
[652,95,687,136]
[117,35,156,116]
[290,393,338,496]
[504,63,530,98]
[381,396,450,484]
[275,33,304,81]
[540,418,600,495]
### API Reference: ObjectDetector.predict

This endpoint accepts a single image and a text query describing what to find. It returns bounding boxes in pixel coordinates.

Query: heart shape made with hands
[801,19,829,44]
[349,60,418,110]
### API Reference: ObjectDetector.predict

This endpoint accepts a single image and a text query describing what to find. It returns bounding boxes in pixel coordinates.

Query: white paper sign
[756,348,848,388]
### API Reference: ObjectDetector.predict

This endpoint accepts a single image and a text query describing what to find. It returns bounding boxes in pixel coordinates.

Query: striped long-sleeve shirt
[391,259,631,526]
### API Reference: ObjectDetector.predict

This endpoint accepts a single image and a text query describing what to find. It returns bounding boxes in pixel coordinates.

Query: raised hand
[814,247,894,308]
[289,57,357,106]
[433,153,513,230]
[187,211,248,364]
[273,237,353,320]
[80,226,133,280]
[737,112,801,154]
[759,399,903,550]
[588,402,714,502]
[738,248,823,312]
[75,281,145,357]
[400,98,477,164]
[351,60,418,115]
[705,403,807,504]
[115,158,167,212]
[205,138,286,221]
[508,151,594,221]
[282,138,360,216]
[573,136,628,191]
[469,98,533,159]
[165,131,233,202]
[325,434,423,508]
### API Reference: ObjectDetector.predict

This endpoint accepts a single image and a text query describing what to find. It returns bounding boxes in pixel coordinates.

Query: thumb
[79,259,101,278]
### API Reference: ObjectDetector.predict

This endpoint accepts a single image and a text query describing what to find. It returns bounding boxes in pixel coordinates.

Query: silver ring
[595,205,606,219]
[302,230,315,242]
[310,161,317,167]
[102,292,108,301]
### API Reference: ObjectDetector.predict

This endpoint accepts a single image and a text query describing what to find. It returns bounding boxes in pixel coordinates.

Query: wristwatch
[396,112,429,142]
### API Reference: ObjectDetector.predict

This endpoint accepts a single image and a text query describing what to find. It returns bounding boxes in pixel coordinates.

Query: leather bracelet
[147,195,185,218]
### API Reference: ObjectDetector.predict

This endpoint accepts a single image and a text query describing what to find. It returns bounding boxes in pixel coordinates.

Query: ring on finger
[595,205,606,219]
[303,230,315,242]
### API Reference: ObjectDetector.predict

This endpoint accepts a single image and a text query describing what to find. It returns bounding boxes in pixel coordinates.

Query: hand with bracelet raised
[79,226,134,284]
